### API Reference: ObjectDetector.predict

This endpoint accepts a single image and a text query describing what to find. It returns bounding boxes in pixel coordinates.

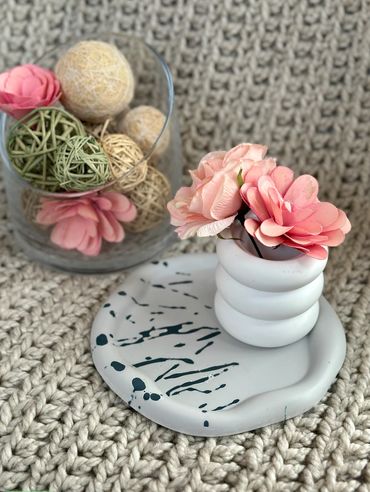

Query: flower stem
[248,233,263,258]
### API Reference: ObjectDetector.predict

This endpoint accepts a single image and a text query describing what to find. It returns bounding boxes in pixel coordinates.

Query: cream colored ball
[119,105,170,159]
[55,40,134,123]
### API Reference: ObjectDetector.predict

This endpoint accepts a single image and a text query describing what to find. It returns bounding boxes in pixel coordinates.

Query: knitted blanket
[0,1,369,490]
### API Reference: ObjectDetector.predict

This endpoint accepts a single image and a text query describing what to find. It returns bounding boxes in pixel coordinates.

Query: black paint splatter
[215,384,226,391]
[155,363,180,382]
[118,291,126,296]
[212,399,240,411]
[174,343,185,348]
[134,357,193,368]
[132,297,149,307]
[199,403,207,409]
[158,305,186,310]
[96,334,108,346]
[152,284,165,289]
[167,376,210,396]
[117,322,219,347]
[150,393,161,401]
[204,420,209,427]
[168,280,193,285]
[171,387,212,396]
[184,293,198,300]
[109,310,116,318]
[175,271,191,276]
[111,361,125,371]
[103,303,111,308]
[164,362,239,381]
[197,331,220,342]
[132,378,146,391]
[195,341,214,355]
[144,393,150,400]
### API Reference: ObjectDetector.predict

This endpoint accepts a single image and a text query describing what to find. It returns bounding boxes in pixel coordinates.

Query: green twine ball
[54,135,112,191]
[7,107,86,191]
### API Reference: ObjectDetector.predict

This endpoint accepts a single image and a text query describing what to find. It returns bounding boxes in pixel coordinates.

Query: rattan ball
[54,135,112,191]
[55,40,135,123]
[101,133,148,192]
[119,105,170,159]
[125,166,171,233]
[7,107,86,191]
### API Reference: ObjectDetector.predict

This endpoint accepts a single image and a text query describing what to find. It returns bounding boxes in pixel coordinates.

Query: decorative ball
[54,135,112,191]
[119,105,170,159]
[7,107,86,191]
[55,40,135,123]
[125,166,171,233]
[101,134,148,192]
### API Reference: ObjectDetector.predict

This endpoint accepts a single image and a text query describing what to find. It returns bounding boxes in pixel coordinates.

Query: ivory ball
[55,40,134,123]
[119,105,170,158]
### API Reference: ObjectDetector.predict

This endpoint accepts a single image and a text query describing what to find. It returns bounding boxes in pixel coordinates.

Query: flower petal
[260,218,293,237]
[243,187,270,221]
[196,215,237,237]
[50,216,90,250]
[78,234,102,256]
[284,175,318,207]
[270,166,295,196]
[255,227,284,247]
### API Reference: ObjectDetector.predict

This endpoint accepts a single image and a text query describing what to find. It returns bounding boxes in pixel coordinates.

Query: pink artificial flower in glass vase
[0,64,61,119]
[36,191,137,256]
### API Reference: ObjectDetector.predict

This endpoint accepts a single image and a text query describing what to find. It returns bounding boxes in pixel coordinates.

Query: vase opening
[233,225,303,262]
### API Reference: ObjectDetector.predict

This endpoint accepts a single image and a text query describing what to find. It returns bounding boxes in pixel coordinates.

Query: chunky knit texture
[0,1,370,491]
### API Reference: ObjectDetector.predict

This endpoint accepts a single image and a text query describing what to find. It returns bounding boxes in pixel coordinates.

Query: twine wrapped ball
[54,135,111,191]
[119,105,170,159]
[7,107,86,191]
[55,40,135,123]
[125,166,171,233]
[101,134,148,192]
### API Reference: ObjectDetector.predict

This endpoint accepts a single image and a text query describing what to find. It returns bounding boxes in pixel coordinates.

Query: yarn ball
[7,107,86,191]
[54,135,112,191]
[125,166,171,233]
[55,40,135,123]
[119,105,170,159]
[102,134,148,192]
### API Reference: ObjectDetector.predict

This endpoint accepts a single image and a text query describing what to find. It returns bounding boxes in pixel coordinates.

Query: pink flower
[167,143,276,239]
[0,64,61,119]
[241,166,351,259]
[36,191,137,256]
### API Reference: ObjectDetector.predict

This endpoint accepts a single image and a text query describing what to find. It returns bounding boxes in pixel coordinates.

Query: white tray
[91,254,346,436]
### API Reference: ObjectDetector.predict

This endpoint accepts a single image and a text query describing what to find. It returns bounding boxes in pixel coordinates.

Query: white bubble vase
[214,229,328,348]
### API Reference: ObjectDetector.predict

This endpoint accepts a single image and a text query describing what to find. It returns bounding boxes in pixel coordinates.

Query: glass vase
[0,32,182,273]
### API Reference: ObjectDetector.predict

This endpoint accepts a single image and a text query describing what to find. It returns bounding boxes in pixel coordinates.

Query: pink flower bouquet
[168,143,350,259]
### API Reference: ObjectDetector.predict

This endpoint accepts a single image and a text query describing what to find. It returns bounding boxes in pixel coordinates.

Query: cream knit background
[0,0,370,491]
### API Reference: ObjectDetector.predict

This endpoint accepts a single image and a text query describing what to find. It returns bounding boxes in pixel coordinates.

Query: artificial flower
[36,191,137,256]
[0,64,61,119]
[241,166,351,259]
[167,143,275,239]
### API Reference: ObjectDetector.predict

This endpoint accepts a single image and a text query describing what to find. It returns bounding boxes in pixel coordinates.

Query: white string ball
[55,40,135,123]
[101,133,148,192]
[119,105,170,159]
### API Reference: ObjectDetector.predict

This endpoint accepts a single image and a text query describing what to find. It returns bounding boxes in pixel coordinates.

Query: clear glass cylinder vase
[0,33,182,273]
